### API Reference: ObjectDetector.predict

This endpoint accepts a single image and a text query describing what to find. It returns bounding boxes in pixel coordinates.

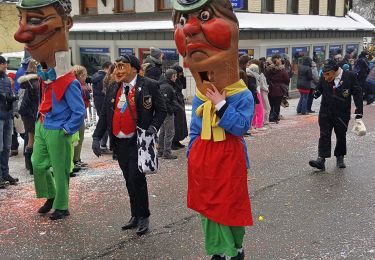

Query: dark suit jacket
[315,70,363,120]
[93,75,167,152]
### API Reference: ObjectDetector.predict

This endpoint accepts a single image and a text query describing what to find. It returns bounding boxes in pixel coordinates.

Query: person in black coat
[92,55,167,236]
[91,61,112,152]
[296,57,313,115]
[18,60,39,175]
[158,69,179,159]
[309,59,363,171]
[143,47,163,81]
[170,64,188,149]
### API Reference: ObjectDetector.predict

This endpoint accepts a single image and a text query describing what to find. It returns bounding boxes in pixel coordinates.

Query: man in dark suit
[309,59,363,171]
[92,55,167,235]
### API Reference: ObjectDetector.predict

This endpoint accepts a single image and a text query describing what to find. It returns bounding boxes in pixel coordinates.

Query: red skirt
[187,134,253,226]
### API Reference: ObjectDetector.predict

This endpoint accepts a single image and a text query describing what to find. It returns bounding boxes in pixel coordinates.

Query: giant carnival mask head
[172,0,240,94]
[14,0,73,68]
[113,55,141,83]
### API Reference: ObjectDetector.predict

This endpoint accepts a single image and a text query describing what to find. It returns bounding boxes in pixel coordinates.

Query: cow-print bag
[126,94,158,174]
[136,127,159,174]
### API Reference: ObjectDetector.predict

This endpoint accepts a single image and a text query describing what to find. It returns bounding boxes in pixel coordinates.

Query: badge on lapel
[343,89,350,98]
[143,95,152,109]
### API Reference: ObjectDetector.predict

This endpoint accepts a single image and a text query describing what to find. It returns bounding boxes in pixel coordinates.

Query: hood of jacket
[246,69,260,81]
[91,70,106,84]
[17,73,38,84]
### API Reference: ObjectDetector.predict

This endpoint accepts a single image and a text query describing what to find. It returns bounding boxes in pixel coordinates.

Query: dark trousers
[269,96,282,122]
[318,113,349,158]
[307,90,314,111]
[116,137,150,218]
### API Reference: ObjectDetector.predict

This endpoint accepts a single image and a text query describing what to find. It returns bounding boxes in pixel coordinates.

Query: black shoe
[25,148,33,173]
[308,110,316,113]
[0,177,9,189]
[38,198,54,214]
[211,255,226,260]
[136,217,149,235]
[75,160,88,167]
[173,141,185,148]
[10,150,18,157]
[231,251,245,260]
[309,157,326,171]
[171,145,180,150]
[121,217,139,230]
[72,165,81,173]
[3,175,19,185]
[163,154,178,160]
[157,152,163,158]
[49,209,70,220]
[336,156,346,168]
[70,172,77,178]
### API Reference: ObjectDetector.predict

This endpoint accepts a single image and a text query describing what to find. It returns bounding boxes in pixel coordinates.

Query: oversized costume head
[14,0,73,68]
[172,0,240,94]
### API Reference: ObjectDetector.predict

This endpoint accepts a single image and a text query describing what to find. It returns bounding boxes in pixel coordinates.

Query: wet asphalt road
[0,99,374,260]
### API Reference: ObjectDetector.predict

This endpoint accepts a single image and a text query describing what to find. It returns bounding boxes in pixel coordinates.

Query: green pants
[32,121,72,210]
[201,215,245,257]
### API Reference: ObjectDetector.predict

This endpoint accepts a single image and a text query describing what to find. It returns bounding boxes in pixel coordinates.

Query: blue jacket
[14,64,27,94]
[43,77,85,135]
[0,72,13,120]
[187,89,254,168]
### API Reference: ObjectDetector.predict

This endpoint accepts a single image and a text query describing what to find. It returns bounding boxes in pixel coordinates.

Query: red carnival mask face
[14,6,72,68]
[174,6,239,93]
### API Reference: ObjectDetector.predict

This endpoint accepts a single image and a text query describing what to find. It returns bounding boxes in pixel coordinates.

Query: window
[344,0,353,15]
[80,0,98,15]
[327,0,336,16]
[262,0,274,13]
[287,0,298,14]
[310,0,319,15]
[157,0,173,11]
[114,0,135,12]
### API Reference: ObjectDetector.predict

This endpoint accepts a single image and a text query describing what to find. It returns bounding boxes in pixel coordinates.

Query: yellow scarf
[196,79,248,142]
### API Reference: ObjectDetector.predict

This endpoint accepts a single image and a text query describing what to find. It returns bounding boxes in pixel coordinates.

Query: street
[1,98,374,260]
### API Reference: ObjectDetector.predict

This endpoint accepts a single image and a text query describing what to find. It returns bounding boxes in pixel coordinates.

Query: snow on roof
[71,12,375,33]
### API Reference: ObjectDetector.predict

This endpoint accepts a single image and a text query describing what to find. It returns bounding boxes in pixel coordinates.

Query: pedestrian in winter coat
[18,59,39,175]
[92,61,112,114]
[143,47,164,81]
[239,55,259,105]
[258,60,271,127]
[247,64,264,129]
[265,55,290,123]
[307,61,320,113]
[92,61,112,152]
[354,51,370,102]
[309,59,363,171]
[158,69,179,159]
[297,57,313,115]
[170,64,188,149]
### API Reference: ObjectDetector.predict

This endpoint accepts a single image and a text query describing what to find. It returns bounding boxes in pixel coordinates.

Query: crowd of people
[1,46,374,188]
[237,49,375,137]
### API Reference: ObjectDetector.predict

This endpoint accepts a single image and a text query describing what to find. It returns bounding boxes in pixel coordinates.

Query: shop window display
[80,48,111,75]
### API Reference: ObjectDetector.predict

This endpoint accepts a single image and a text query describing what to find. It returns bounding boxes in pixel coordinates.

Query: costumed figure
[309,59,363,171]
[14,0,86,220]
[92,55,167,235]
[172,1,254,259]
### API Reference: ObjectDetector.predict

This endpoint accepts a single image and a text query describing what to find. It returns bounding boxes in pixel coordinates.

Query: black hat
[116,54,141,73]
[322,59,339,72]
[0,56,7,65]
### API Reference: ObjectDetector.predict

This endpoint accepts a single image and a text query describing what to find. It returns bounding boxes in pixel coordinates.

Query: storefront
[80,47,111,75]
[266,47,288,58]
[329,44,343,59]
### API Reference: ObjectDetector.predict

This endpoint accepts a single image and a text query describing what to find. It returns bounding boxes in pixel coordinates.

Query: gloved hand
[145,125,157,136]
[92,137,102,157]
[313,90,322,99]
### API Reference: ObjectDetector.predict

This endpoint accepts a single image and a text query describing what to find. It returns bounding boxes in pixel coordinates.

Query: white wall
[136,0,155,13]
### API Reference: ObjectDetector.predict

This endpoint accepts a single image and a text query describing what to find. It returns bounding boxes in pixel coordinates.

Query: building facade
[0,2,24,54]
[70,0,374,96]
